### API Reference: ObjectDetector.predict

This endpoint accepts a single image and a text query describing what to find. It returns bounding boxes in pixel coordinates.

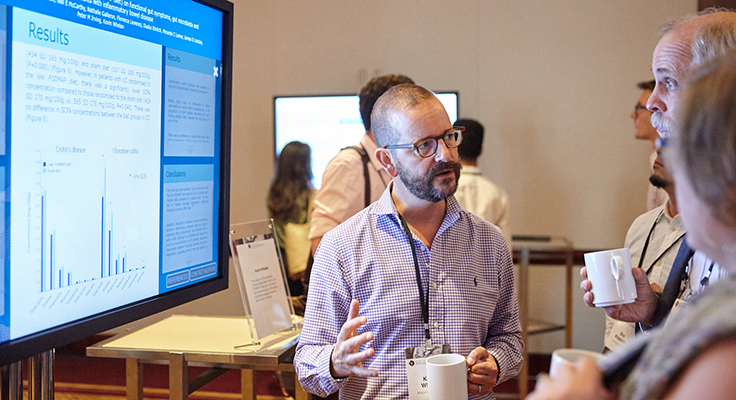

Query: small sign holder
[229,219,296,348]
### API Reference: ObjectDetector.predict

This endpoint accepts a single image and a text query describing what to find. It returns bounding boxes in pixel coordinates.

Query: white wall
[112,0,697,354]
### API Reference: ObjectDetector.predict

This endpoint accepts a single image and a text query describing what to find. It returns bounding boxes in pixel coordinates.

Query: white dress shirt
[454,165,511,248]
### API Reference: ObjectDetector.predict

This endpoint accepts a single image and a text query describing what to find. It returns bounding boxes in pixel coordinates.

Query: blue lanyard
[701,261,715,289]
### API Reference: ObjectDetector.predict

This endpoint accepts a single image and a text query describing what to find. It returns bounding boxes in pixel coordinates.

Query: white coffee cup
[584,248,637,307]
[549,348,604,379]
[426,353,468,400]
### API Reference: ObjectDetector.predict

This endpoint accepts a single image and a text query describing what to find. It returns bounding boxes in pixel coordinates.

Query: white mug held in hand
[426,354,468,400]
[584,248,638,307]
[549,348,604,379]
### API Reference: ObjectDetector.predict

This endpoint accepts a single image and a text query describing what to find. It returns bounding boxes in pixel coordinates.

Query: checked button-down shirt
[295,183,523,399]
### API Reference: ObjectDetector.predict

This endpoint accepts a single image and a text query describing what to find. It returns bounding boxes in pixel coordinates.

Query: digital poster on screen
[0,0,227,348]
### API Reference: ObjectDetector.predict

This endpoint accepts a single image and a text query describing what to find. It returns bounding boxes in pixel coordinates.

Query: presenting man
[309,74,414,257]
[295,84,523,399]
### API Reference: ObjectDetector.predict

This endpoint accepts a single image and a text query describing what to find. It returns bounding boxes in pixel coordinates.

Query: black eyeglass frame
[633,103,648,115]
[384,126,465,158]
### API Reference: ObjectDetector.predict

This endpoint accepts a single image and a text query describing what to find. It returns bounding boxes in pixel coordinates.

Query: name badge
[604,320,636,350]
[405,344,451,400]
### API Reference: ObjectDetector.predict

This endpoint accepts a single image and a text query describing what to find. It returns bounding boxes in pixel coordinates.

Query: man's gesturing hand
[330,299,378,378]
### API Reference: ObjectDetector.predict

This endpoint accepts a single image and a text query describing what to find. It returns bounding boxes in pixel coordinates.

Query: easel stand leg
[1,361,23,400]
[41,351,54,400]
[27,350,54,400]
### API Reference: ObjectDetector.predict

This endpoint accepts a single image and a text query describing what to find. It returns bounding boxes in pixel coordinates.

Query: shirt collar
[660,203,685,230]
[461,165,482,175]
[652,202,685,231]
[371,182,462,232]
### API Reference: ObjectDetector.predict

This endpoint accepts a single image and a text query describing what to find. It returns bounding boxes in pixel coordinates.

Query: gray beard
[397,161,462,203]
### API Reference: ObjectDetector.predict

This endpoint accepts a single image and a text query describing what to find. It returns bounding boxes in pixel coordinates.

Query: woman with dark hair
[268,141,314,298]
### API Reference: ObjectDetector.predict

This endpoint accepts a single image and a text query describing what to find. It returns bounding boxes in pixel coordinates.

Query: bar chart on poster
[35,155,154,292]
[9,8,162,338]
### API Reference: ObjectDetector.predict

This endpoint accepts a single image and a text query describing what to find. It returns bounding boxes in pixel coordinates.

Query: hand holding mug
[527,357,614,400]
[581,263,659,326]
[466,347,497,396]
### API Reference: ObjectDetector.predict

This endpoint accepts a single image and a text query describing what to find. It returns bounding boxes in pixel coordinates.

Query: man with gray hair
[583,7,735,330]
[295,84,522,399]
[529,8,736,400]
[647,9,736,139]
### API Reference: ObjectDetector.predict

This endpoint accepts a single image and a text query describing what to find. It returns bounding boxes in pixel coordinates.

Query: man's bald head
[370,84,438,149]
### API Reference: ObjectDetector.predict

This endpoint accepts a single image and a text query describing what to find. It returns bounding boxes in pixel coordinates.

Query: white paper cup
[584,248,638,307]
[549,348,604,378]
[426,353,468,400]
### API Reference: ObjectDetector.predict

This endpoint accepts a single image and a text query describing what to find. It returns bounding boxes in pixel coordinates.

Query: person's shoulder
[624,205,665,247]
[321,202,378,242]
[457,206,504,238]
[318,147,371,190]
[471,174,509,200]
[325,146,365,170]
[630,204,665,228]
[665,339,736,400]
[484,177,510,201]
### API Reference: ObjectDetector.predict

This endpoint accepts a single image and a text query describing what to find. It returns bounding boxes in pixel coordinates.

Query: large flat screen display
[0,0,233,365]
[274,92,458,189]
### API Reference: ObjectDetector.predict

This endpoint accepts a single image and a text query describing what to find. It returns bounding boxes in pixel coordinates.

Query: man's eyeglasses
[633,103,648,115]
[384,127,465,158]
[656,137,669,161]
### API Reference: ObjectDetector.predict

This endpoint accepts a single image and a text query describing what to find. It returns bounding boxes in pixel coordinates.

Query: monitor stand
[1,359,22,400]
[2,350,54,400]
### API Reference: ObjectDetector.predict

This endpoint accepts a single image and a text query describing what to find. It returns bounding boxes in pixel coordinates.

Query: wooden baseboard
[27,382,288,400]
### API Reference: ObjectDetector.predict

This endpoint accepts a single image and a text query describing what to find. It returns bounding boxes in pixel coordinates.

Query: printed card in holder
[405,344,451,400]
[229,220,296,347]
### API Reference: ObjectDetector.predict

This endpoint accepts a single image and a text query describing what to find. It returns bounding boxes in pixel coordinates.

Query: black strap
[637,210,662,270]
[397,212,431,348]
[636,210,685,275]
[342,145,371,207]
[652,239,694,328]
